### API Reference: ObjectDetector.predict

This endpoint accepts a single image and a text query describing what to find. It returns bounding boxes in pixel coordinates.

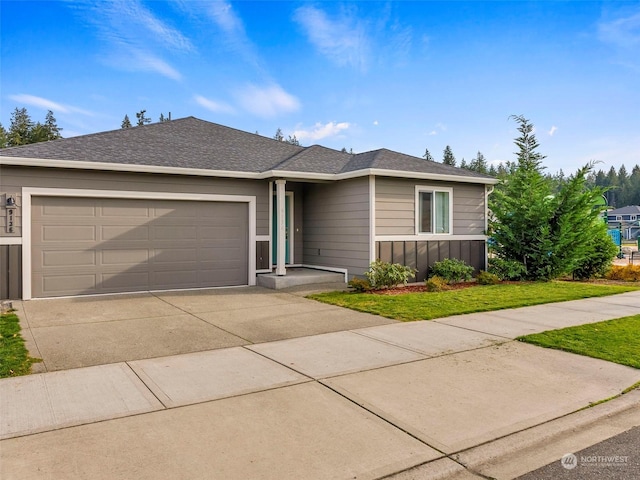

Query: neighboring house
[607,205,640,225]
[607,205,640,240]
[0,117,498,300]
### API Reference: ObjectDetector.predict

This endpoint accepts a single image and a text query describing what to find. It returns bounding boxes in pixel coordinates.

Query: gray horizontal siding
[0,165,270,237]
[303,177,370,277]
[375,177,486,236]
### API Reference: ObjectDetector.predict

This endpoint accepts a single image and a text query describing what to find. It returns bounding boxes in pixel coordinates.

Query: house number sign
[6,206,15,233]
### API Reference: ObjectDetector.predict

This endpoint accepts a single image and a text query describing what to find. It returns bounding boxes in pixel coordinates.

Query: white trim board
[375,235,488,242]
[2,157,499,185]
[21,187,257,300]
[0,237,22,245]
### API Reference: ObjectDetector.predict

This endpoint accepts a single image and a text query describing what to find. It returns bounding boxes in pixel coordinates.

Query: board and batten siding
[302,177,370,278]
[375,177,486,236]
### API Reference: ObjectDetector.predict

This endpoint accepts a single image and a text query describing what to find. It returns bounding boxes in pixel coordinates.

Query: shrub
[365,260,416,289]
[488,257,527,281]
[476,270,500,285]
[425,275,449,292]
[429,258,474,283]
[571,224,618,280]
[348,277,372,292]
[606,265,640,281]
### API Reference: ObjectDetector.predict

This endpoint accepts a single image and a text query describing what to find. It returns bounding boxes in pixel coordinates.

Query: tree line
[0,108,62,148]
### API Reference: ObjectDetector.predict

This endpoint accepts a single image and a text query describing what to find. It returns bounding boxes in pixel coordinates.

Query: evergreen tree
[7,107,34,146]
[605,166,618,207]
[488,164,498,177]
[121,115,132,129]
[0,123,7,148]
[135,110,151,126]
[44,110,62,140]
[423,148,434,162]
[489,115,612,280]
[459,158,468,169]
[468,151,488,173]
[285,135,300,146]
[442,145,456,166]
[273,128,284,142]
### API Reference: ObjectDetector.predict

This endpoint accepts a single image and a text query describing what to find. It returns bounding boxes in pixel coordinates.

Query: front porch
[257,267,345,290]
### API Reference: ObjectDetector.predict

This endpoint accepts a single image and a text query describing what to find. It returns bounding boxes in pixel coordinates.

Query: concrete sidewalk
[1,290,639,479]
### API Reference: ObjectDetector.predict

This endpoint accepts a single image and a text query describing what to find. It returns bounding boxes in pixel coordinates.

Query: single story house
[0,117,498,300]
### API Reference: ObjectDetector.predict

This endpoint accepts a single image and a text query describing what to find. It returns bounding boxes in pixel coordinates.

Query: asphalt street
[516,426,640,480]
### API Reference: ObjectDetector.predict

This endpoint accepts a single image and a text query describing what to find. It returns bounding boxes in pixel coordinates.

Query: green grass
[0,312,41,378]
[517,315,640,369]
[309,281,639,322]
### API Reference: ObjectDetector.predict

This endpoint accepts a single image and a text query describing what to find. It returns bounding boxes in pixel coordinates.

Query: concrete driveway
[16,285,394,371]
[2,289,640,479]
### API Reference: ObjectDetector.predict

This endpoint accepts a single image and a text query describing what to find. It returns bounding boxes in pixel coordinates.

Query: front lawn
[0,313,41,378]
[517,315,640,369]
[309,282,639,322]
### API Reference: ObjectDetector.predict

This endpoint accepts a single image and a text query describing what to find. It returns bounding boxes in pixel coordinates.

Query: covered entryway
[30,196,249,298]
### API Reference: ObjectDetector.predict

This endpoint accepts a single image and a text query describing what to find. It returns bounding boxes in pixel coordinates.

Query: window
[416,186,452,234]
[631,215,637,221]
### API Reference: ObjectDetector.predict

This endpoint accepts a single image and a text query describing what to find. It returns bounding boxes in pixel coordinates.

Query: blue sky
[1,0,639,174]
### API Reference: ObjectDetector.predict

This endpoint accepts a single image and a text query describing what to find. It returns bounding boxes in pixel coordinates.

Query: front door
[272,193,292,265]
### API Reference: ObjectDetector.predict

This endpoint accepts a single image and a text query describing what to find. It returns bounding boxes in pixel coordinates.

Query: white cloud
[9,94,94,116]
[548,126,558,136]
[293,122,351,141]
[598,10,640,48]
[373,120,379,126]
[234,84,300,118]
[133,51,182,80]
[193,95,236,114]
[67,0,190,80]
[293,5,371,71]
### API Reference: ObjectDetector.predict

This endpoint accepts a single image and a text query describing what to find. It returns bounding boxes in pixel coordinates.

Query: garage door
[31,197,249,298]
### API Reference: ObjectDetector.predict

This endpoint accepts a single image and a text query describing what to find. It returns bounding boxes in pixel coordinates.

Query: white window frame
[631,215,637,221]
[415,185,453,235]
[616,215,623,221]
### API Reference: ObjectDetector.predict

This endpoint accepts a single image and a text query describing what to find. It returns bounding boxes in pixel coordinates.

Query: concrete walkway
[1,289,639,479]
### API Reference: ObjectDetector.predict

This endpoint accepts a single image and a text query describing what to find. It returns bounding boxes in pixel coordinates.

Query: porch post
[275,179,287,276]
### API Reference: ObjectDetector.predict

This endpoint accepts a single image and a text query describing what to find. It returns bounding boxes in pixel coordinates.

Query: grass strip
[0,312,41,378]
[309,282,639,322]
[517,315,640,369]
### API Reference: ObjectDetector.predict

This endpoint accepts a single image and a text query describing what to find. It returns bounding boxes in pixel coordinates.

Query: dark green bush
[429,258,474,283]
[488,257,527,281]
[365,260,416,289]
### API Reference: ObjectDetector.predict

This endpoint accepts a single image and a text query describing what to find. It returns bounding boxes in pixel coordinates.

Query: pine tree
[442,145,456,166]
[273,128,284,142]
[285,135,300,146]
[44,110,62,140]
[7,107,34,146]
[489,115,613,280]
[121,115,132,128]
[423,148,434,162]
[0,123,7,148]
[135,110,151,126]
[469,151,488,174]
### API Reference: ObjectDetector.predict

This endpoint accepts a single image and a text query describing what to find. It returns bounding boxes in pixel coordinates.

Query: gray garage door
[31,197,249,298]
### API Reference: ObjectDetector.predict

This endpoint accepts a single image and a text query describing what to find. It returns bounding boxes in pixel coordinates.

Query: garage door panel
[31,197,249,298]
[43,250,96,267]
[40,225,96,242]
[101,225,150,241]
[41,274,97,294]
[101,249,150,265]
[101,272,151,289]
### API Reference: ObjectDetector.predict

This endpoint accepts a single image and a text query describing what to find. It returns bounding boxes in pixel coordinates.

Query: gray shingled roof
[608,205,640,215]
[0,116,494,180]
